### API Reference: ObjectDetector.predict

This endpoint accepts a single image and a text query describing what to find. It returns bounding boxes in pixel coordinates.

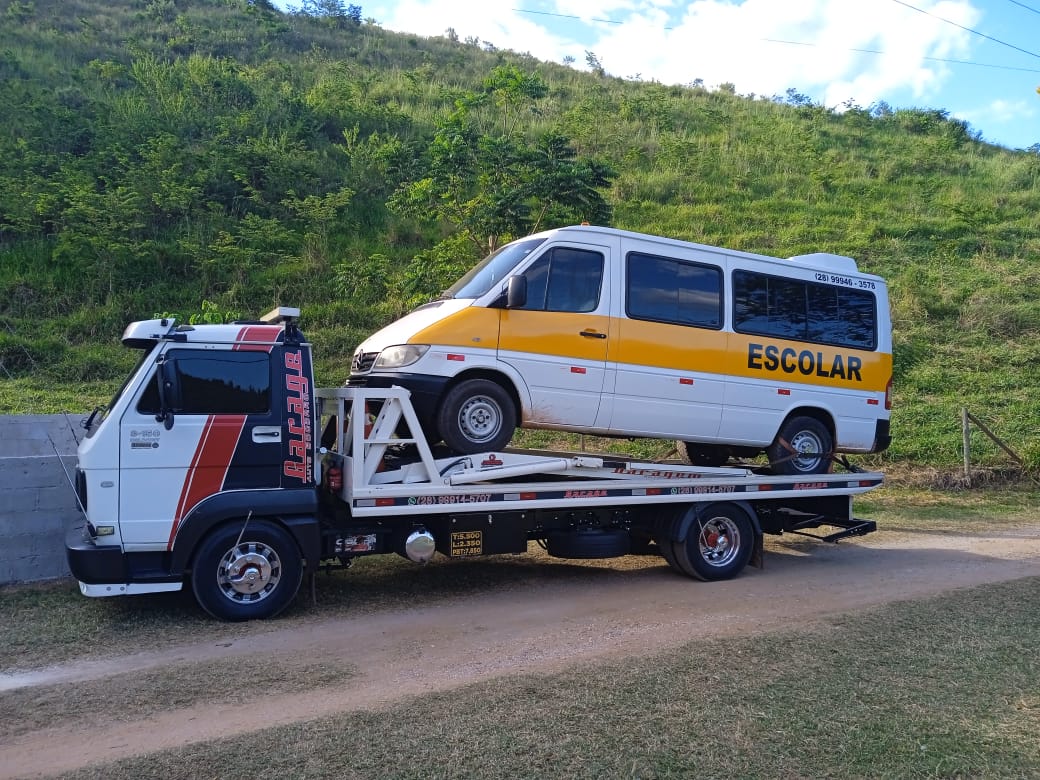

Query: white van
[349,225,892,474]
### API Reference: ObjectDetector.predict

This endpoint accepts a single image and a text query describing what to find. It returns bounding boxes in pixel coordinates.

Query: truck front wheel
[191,520,303,621]
[437,378,516,454]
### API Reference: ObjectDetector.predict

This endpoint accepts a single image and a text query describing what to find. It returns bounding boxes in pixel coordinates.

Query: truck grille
[351,351,378,373]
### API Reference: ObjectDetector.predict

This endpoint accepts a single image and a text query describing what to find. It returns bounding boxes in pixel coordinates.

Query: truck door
[498,243,610,427]
[118,343,282,549]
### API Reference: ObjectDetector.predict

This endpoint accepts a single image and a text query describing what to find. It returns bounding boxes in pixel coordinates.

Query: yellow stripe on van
[412,306,501,350]
[499,310,611,361]
[617,320,890,393]
[725,334,891,393]
[614,319,730,375]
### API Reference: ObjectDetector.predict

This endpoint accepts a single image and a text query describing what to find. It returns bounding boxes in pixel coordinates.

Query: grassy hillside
[1,0,1039,468]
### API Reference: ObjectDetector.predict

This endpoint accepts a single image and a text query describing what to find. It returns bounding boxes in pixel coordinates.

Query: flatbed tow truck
[66,307,883,620]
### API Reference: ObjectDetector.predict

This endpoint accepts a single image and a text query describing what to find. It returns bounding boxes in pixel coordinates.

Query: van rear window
[733,270,877,350]
[626,252,722,329]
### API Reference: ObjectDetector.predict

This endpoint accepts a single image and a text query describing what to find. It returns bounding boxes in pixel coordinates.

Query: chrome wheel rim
[217,541,282,604]
[698,517,740,568]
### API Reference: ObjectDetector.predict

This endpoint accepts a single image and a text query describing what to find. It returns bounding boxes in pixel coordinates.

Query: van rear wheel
[676,441,729,468]
[767,416,833,475]
[438,378,516,454]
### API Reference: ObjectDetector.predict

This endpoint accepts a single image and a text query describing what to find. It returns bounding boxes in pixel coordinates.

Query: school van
[348,225,892,474]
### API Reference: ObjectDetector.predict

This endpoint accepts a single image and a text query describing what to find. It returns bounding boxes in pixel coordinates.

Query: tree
[585,50,605,77]
[388,73,614,260]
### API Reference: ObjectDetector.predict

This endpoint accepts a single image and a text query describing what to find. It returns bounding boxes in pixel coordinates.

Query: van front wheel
[438,379,516,454]
[767,416,833,475]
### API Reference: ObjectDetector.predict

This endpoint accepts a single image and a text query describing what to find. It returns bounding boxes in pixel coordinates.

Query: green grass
[4,493,1040,778]
[0,655,357,743]
[2,0,1040,473]
[43,575,1040,780]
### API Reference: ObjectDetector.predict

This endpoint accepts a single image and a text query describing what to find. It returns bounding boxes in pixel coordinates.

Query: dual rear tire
[659,504,755,582]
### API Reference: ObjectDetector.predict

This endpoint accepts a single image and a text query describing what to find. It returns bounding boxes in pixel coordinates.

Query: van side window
[626,252,722,328]
[137,349,272,415]
[520,247,604,313]
[733,270,877,350]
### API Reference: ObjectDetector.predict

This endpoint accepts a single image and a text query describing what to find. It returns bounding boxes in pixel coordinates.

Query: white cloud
[577,0,978,107]
[367,0,979,110]
[955,98,1037,145]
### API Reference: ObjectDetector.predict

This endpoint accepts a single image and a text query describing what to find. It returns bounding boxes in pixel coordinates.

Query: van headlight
[373,344,430,369]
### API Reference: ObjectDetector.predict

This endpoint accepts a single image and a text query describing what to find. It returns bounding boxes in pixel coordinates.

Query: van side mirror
[156,358,177,430]
[506,275,527,309]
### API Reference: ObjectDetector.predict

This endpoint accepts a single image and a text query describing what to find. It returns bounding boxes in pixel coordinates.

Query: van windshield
[441,237,547,299]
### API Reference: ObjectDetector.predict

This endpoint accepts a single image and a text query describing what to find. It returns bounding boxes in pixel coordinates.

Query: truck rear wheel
[191,520,303,621]
[437,378,516,454]
[671,504,754,582]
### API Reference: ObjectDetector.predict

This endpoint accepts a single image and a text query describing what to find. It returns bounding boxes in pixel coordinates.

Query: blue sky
[278,1,1040,151]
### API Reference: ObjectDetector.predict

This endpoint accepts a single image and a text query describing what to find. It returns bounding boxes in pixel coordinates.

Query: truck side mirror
[506,275,527,309]
[156,358,177,430]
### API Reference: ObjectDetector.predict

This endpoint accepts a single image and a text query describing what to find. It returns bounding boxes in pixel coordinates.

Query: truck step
[783,515,878,543]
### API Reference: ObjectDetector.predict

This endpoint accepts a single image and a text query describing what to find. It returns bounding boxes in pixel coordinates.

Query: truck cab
[67,307,321,619]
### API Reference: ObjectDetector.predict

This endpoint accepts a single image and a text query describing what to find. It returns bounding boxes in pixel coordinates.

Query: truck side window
[519,248,604,313]
[626,252,722,329]
[137,349,271,415]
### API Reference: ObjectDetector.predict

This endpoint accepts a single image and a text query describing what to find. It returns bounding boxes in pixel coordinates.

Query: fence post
[962,407,971,483]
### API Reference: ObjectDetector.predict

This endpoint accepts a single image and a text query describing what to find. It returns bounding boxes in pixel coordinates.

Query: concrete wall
[0,415,82,584]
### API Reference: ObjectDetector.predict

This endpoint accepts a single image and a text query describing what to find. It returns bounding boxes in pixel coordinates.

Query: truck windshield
[85,347,155,437]
[441,237,547,299]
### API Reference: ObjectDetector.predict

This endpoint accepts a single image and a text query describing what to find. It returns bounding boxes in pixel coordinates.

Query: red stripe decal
[168,414,247,549]
[234,325,280,352]
[168,325,278,547]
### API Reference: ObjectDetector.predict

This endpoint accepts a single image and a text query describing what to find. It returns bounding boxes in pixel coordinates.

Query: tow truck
[66,307,883,620]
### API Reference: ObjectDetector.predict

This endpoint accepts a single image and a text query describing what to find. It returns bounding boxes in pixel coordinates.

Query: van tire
[676,441,729,468]
[767,416,833,475]
[437,379,516,454]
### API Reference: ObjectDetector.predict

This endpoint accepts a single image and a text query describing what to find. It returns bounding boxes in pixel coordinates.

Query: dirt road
[3,523,1040,778]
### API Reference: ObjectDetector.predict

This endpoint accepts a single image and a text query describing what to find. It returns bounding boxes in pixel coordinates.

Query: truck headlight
[373,344,430,369]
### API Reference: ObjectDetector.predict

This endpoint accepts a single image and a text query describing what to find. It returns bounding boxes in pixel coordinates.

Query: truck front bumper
[66,525,183,596]
[66,524,125,583]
